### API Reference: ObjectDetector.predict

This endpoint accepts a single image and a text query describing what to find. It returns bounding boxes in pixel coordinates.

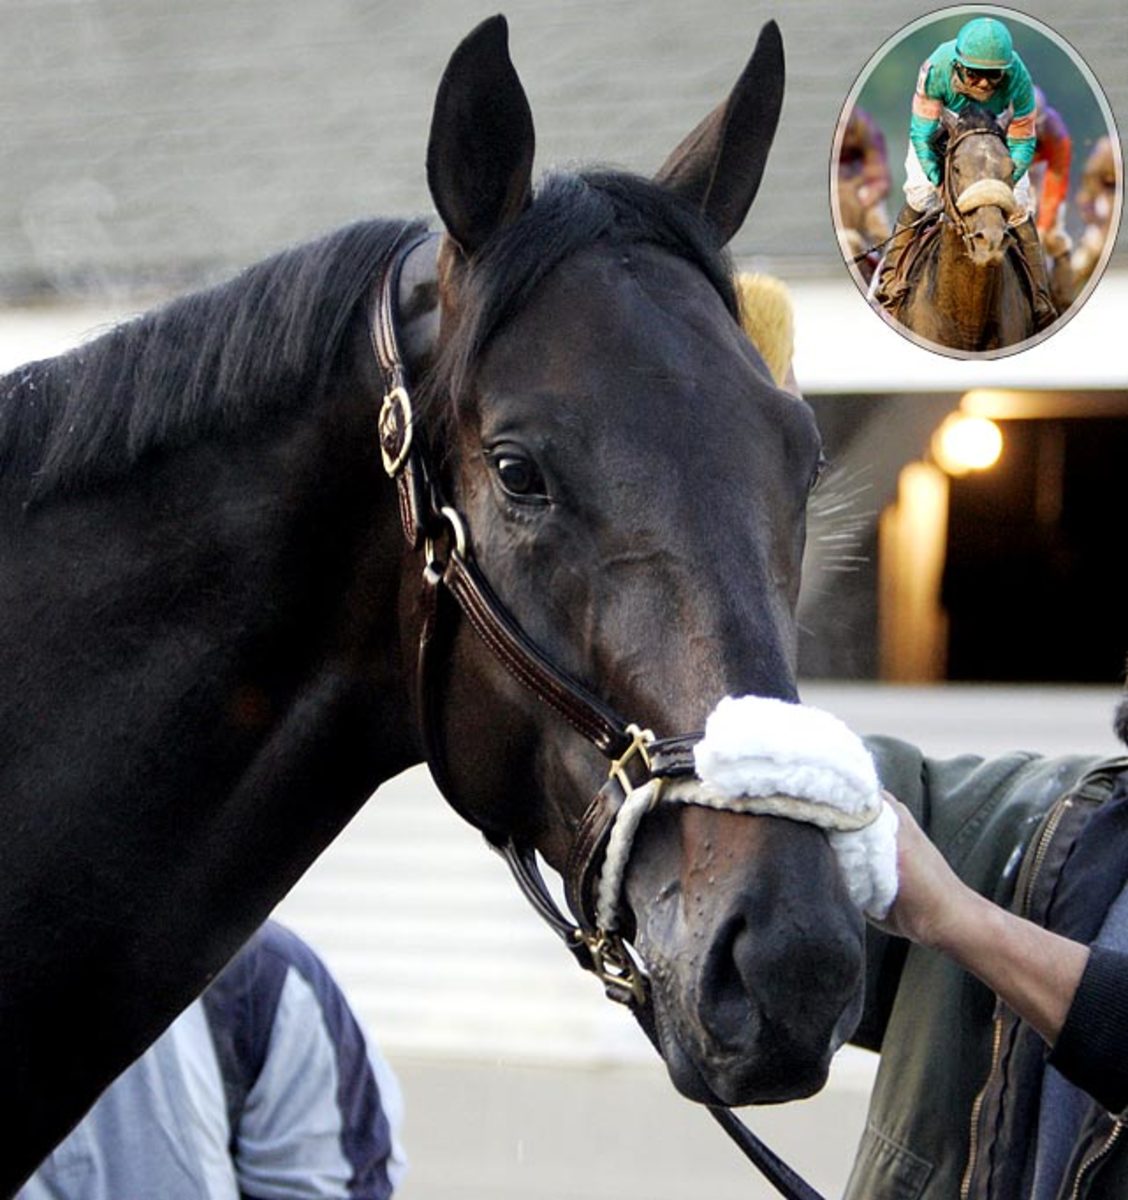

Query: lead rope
[497,840,827,1200]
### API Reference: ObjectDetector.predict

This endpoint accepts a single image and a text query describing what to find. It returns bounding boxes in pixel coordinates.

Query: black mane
[0,218,423,500]
[2,171,736,500]
[420,168,739,435]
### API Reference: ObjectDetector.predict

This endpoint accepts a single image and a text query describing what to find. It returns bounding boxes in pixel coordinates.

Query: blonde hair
[735,273,795,388]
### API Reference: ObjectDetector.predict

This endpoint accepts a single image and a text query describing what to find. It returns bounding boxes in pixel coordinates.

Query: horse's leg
[1049,250,1077,311]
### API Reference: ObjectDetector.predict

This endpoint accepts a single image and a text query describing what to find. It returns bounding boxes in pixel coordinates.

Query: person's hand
[870,795,1090,1046]
[868,794,979,950]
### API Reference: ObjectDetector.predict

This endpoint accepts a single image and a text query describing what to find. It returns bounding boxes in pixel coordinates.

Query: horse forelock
[0,219,423,501]
[417,169,739,446]
[937,102,1007,168]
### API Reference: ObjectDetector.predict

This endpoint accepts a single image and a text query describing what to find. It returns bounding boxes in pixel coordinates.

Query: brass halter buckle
[607,722,655,796]
[576,928,648,1007]
[378,385,414,477]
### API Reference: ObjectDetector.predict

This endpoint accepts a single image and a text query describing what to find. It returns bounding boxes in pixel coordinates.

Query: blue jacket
[19,921,405,1200]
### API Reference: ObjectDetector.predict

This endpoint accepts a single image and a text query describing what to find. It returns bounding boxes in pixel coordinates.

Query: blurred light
[960,388,1023,418]
[962,389,1128,419]
[931,412,1004,476]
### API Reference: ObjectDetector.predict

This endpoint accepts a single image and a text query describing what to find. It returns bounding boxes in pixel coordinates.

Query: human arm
[1050,946,1128,1112]
[1035,107,1072,233]
[874,795,1089,1045]
[224,925,406,1200]
[909,60,944,186]
[1004,57,1037,181]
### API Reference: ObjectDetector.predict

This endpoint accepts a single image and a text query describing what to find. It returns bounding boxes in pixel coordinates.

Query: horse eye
[491,450,547,500]
[810,453,828,492]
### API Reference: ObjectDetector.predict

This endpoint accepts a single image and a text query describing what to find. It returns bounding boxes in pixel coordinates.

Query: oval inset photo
[832,6,1121,358]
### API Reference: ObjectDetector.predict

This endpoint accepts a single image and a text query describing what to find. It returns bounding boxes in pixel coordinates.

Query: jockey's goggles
[958,64,1005,85]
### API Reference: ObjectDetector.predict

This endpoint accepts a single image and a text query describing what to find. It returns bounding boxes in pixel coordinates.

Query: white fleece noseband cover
[595,696,898,931]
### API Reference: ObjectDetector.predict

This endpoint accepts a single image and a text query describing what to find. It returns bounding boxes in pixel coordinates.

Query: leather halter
[369,233,825,1200]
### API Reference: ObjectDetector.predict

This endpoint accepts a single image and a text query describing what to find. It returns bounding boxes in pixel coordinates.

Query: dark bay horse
[0,17,865,1190]
[893,105,1037,352]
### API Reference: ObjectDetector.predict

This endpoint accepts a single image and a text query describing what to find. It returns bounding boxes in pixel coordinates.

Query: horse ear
[940,107,959,135]
[653,21,785,244]
[426,16,535,257]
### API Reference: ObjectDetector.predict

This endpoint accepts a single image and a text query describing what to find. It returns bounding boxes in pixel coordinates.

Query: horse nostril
[700,898,863,1049]
[701,914,761,1043]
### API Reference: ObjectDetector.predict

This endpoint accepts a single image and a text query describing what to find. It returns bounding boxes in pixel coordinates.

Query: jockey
[874,16,1057,330]
[1031,85,1073,262]
[1072,135,1118,284]
[838,105,893,241]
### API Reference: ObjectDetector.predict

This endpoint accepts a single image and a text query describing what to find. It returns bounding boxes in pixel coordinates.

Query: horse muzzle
[627,802,866,1106]
[954,179,1022,265]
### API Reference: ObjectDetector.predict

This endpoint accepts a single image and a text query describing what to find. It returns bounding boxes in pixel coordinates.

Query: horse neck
[0,334,422,943]
[837,177,863,231]
[0,282,428,1192]
[930,217,1005,349]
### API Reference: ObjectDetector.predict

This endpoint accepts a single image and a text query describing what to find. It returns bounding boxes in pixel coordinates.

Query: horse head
[397,17,865,1107]
[941,104,1020,267]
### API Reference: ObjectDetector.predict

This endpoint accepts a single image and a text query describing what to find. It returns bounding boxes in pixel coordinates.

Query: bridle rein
[370,232,826,1200]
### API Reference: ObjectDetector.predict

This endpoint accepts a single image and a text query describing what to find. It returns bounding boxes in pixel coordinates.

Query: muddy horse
[887,105,1040,352]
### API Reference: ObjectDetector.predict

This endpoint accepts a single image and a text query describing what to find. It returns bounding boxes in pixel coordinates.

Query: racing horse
[0,17,866,1191]
[889,104,1037,352]
[835,172,886,285]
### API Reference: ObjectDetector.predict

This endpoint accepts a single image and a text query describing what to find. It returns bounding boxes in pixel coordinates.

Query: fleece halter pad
[595,695,899,931]
[955,177,1019,216]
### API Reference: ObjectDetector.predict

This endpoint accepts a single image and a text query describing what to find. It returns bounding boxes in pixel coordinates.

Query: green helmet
[955,17,1015,71]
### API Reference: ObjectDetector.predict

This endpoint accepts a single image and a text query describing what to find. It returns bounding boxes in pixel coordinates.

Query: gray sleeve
[223,924,405,1199]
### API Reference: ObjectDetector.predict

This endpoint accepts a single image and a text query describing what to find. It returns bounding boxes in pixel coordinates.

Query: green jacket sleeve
[851,737,1099,1051]
[1005,56,1037,180]
[910,114,943,185]
[845,743,1110,1200]
[909,59,944,186]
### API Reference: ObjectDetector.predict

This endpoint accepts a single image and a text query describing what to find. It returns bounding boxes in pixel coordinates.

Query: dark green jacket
[845,738,1128,1200]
